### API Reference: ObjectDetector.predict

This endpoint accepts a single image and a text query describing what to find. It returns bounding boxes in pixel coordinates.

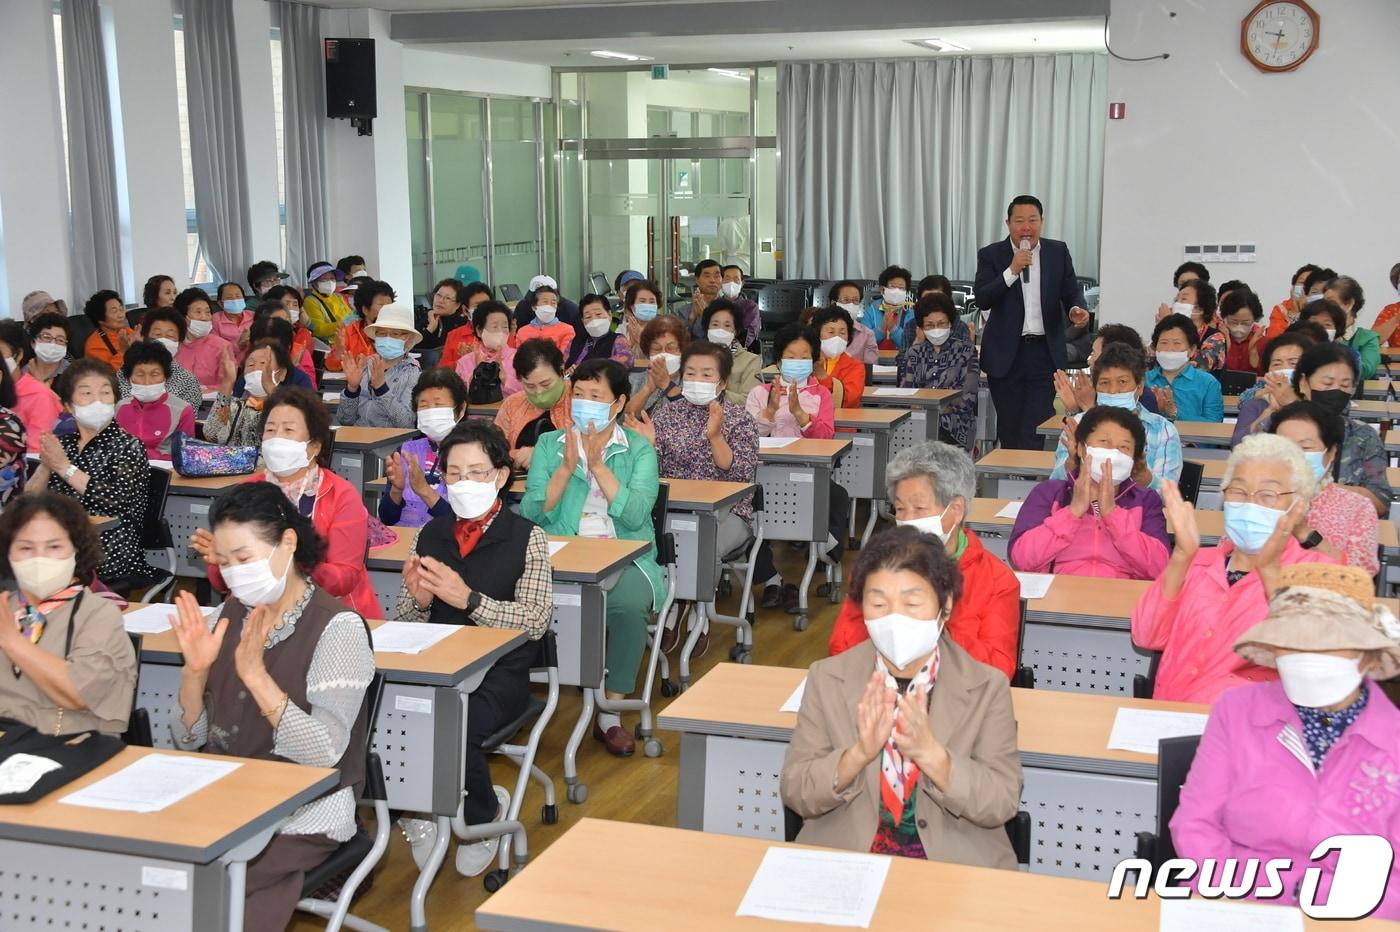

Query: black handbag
[0,720,125,804]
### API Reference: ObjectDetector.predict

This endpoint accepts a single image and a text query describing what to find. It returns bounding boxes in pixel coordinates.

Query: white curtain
[183,0,252,284]
[276,1,328,279]
[779,55,1106,281]
[62,0,122,302]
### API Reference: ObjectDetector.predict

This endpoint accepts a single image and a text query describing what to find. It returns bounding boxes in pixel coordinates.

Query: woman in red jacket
[827,441,1021,678]
[191,386,380,618]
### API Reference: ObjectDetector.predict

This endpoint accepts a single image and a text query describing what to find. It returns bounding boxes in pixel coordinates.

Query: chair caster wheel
[643,738,663,758]
[660,679,680,698]
[728,644,746,661]
[793,614,809,632]
[828,584,841,604]
[484,868,510,893]
[567,783,588,804]
[541,804,559,824]
[716,577,732,598]
[735,650,753,664]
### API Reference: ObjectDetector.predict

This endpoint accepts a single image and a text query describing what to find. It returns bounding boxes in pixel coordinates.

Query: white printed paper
[0,753,62,794]
[995,501,1023,519]
[123,603,214,635]
[1013,572,1055,599]
[60,754,242,813]
[871,365,897,376]
[869,388,918,397]
[736,847,891,928]
[548,541,568,558]
[779,678,806,713]
[370,621,459,655]
[1159,899,1304,932]
[322,391,341,403]
[1106,708,1209,755]
[759,437,798,449]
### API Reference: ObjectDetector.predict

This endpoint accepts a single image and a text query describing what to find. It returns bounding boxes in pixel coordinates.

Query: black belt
[1020,334,1047,342]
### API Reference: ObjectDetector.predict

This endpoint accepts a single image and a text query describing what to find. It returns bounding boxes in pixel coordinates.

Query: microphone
[1019,238,1031,284]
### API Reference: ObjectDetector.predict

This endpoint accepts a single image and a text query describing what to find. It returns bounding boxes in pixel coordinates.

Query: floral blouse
[1194,325,1227,372]
[0,407,27,509]
[896,337,980,448]
[651,396,759,521]
[1306,482,1379,576]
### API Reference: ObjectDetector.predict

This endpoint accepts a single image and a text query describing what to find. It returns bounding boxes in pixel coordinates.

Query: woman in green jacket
[1328,275,1380,382]
[521,357,664,758]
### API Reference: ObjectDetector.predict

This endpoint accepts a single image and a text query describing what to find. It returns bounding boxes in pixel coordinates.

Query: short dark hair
[513,337,565,381]
[1262,333,1313,369]
[58,358,119,404]
[142,275,174,309]
[572,358,629,402]
[578,293,610,316]
[249,314,294,354]
[692,259,721,278]
[1180,279,1217,316]
[701,298,747,345]
[1303,267,1337,295]
[216,281,247,302]
[1152,313,1199,350]
[1173,261,1210,287]
[121,338,173,380]
[412,366,468,412]
[1092,342,1146,387]
[813,307,853,341]
[26,311,68,347]
[624,280,662,309]
[1327,275,1365,314]
[0,492,104,583]
[1095,323,1146,354]
[720,264,743,278]
[1219,287,1264,323]
[335,255,366,276]
[429,278,463,305]
[354,280,395,313]
[174,287,213,316]
[1293,263,1323,286]
[263,284,302,308]
[1076,406,1147,460]
[246,261,282,291]
[913,292,956,328]
[1005,195,1043,219]
[209,480,326,573]
[1301,298,1346,337]
[471,299,512,334]
[877,265,912,288]
[261,385,334,468]
[0,319,35,368]
[533,285,559,300]
[773,322,820,361]
[1293,341,1358,391]
[439,419,512,476]
[140,307,188,342]
[462,281,493,305]
[1270,400,1345,460]
[849,524,963,609]
[680,340,733,382]
[1216,280,1248,303]
[639,316,690,356]
[827,280,864,305]
[917,274,952,297]
[1285,320,1328,344]
[1389,262,1400,290]
[83,289,123,326]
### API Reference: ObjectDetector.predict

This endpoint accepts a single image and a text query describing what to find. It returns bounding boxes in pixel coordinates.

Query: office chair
[1133,734,1203,868]
[122,632,153,748]
[1010,599,1036,689]
[1132,651,1163,700]
[1176,460,1204,507]
[102,466,176,603]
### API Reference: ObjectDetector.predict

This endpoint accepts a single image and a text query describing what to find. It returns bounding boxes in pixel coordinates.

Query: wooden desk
[468,400,503,418]
[329,425,415,498]
[757,439,851,624]
[861,387,963,452]
[1037,414,1234,448]
[974,450,1225,497]
[657,663,1210,883]
[0,746,335,931]
[89,513,118,531]
[1023,575,1153,695]
[756,437,850,464]
[1362,378,1391,400]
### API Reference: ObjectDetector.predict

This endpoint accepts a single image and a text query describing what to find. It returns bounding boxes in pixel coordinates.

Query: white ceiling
[417,19,1107,67]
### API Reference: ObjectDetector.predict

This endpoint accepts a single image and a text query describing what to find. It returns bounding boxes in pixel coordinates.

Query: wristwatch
[1299,529,1324,550]
[62,464,78,481]
[466,590,483,615]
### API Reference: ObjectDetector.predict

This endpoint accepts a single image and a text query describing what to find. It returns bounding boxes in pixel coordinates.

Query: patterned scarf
[453,500,501,557]
[876,648,940,817]
[10,585,82,676]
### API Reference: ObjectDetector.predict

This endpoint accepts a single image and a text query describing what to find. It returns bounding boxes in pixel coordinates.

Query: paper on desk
[759,437,798,449]
[201,390,218,402]
[322,391,341,403]
[60,754,241,813]
[736,847,891,928]
[995,501,1023,519]
[1013,572,1055,599]
[1159,899,1303,932]
[548,540,568,558]
[0,753,62,795]
[371,621,459,655]
[871,365,897,376]
[123,603,215,635]
[780,677,806,713]
[869,387,918,397]
[1107,708,1209,755]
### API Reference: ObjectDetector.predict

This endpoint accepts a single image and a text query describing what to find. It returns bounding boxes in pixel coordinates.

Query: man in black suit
[974,195,1091,450]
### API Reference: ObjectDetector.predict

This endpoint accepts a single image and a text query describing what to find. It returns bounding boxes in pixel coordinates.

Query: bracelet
[260,693,289,719]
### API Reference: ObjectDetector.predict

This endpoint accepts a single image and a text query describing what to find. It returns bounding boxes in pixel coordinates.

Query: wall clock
[1241,0,1320,73]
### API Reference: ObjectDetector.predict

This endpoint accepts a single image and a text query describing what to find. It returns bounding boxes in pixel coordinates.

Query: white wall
[402,48,551,99]
[1100,0,1400,333]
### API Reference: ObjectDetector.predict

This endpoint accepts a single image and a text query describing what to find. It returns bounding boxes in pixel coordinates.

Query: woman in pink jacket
[1008,407,1170,579]
[1131,433,1338,704]
[1171,563,1400,919]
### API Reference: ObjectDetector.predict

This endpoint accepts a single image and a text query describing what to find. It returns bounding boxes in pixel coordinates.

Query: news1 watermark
[1107,834,1396,919]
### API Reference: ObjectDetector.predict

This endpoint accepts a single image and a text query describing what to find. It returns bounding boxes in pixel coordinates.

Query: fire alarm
[1108,102,1126,120]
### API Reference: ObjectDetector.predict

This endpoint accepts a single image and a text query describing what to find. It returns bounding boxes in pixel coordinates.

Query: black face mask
[1309,388,1351,417]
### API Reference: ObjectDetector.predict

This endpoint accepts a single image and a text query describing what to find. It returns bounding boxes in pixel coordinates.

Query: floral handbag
[170,432,260,478]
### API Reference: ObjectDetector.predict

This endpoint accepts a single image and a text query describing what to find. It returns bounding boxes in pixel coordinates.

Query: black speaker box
[324,38,376,119]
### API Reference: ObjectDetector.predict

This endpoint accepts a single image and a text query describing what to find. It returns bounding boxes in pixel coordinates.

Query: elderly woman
[813,307,866,409]
[494,338,573,471]
[121,308,204,408]
[378,367,467,528]
[782,526,1022,866]
[416,277,473,363]
[897,293,979,447]
[456,300,522,402]
[115,339,196,459]
[1131,434,1339,704]
[0,319,63,453]
[828,443,1021,677]
[515,285,575,355]
[1010,406,1170,580]
[0,492,136,736]
[1324,275,1380,381]
[206,339,299,449]
[438,282,494,371]
[175,287,236,391]
[169,482,374,928]
[567,293,633,371]
[81,290,136,369]
[1171,563,1400,919]
[1268,401,1379,576]
[336,303,423,429]
[1145,313,1224,422]
[616,279,662,366]
[700,300,761,405]
[1236,332,1312,406]
[625,315,689,418]
[25,311,72,391]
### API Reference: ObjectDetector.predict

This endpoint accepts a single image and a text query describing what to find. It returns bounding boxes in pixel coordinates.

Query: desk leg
[860,500,882,547]
[564,687,595,804]
[553,582,606,804]
[410,816,452,932]
[676,731,708,830]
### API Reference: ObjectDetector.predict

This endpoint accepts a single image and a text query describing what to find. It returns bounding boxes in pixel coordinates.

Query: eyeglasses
[1222,487,1296,509]
[444,466,500,483]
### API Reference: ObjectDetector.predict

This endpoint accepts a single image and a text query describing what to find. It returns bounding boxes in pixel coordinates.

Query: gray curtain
[62,0,122,302]
[277,1,328,279]
[183,0,252,285]
[779,55,1106,281]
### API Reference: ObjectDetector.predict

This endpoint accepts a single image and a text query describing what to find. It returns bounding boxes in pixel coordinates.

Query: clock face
[1243,1,1319,72]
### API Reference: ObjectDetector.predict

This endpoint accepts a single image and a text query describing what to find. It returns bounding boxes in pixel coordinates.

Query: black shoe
[760,584,782,609]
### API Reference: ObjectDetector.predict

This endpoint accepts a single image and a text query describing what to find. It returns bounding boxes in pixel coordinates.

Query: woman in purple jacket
[377,367,468,527]
[1009,406,1171,579]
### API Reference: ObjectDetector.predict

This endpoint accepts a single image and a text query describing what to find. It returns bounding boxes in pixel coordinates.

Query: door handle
[646,216,656,283]
[670,216,681,286]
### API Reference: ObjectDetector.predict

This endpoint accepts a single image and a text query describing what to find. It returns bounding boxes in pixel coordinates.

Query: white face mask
[1155,350,1190,372]
[656,352,681,375]
[1171,301,1195,317]
[706,328,734,347]
[535,304,558,324]
[156,337,180,358]
[897,503,953,543]
[130,381,167,403]
[882,287,907,306]
[681,380,719,406]
[315,279,337,295]
[720,281,743,298]
[187,318,214,339]
[73,401,115,432]
[244,369,269,398]
[820,336,848,359]
[481,330,507,351]
[416,406,458,443]
[925,328,951,346]
[34,342,66,364]
[836,301,863,316]
[583,317,611,338]
[221,546,291,608]
[1228,325,1252,342]
[261,437,310,476]
[1275,652,1364,708]
[2,357,15,374]
[11,555,77,601]
[1324,328,1336,341]
[446,478,500,520]
[1083,445,1135,483]
[865,611,945,669]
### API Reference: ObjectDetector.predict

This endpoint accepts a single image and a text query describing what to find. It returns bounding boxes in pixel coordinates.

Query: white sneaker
[455,785,511,877]
[398,817,438,870]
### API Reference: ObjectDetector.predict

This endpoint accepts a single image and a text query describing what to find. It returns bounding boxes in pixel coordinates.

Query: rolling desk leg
[861,499,882,547]
[564,687,595,804]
